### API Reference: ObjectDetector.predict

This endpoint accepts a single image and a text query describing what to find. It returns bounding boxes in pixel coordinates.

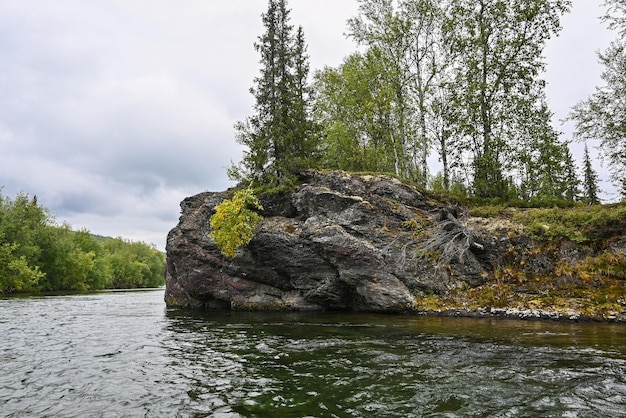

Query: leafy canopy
[569,0,626,198]
[313,0,576,202]
[0,189,166,293]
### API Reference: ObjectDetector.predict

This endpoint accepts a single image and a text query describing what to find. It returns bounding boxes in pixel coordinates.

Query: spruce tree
[569,1,626,199]
[582,143,601,205]
[561,145,581,202]
[234,0,317,185]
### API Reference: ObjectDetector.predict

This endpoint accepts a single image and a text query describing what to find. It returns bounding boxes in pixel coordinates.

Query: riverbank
[415,306,626,323]
[165,170,626,320]
[415,204,626,324]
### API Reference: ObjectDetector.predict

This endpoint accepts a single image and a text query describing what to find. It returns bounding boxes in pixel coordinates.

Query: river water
[1,290,625,417]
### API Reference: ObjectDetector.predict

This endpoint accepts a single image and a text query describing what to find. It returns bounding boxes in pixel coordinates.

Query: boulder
[165,170,494,312]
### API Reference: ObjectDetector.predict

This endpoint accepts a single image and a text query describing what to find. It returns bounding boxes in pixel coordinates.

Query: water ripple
[1,291,625,417]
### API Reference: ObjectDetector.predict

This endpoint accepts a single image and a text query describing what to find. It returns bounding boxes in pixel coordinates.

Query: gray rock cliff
[165,170,495,312]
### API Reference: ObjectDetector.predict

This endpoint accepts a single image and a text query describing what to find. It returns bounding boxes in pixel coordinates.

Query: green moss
[415,250,626,317]
[413,294,446,311]
[581,251,626,279]
[402,217,430,237]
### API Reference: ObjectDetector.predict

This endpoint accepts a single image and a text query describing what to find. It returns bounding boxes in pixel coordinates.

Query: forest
[0,190,165,294]
[232,0,625,205]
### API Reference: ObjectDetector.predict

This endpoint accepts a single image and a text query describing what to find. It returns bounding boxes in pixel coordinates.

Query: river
[1,289,625,417]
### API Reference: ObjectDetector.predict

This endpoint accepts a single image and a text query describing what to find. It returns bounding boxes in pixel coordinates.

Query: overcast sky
[0,1,617,250]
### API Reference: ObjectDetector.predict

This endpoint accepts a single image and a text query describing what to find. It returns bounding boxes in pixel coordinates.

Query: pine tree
[516,99,580,202]
[582,143,601,205]
[234,0,317,185]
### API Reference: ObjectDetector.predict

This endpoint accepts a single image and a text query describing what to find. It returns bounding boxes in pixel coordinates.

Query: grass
[468,202,626,244]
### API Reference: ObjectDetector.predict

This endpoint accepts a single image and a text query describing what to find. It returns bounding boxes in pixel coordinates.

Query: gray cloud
[0,0,617,250]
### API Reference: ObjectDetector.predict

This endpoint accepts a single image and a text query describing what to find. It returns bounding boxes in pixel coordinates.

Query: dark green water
[1,290,625,417]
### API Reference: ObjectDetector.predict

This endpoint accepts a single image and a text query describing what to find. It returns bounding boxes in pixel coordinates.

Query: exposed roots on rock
[418,209,483,269]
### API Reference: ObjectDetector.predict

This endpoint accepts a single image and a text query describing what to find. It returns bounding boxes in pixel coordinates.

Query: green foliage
[582,250,626,279]
[582,143,601,205]
[413,294,446,311]
[0,192,49,262]
[0,190,165,294]
[228,0,581,206]
[311,0,577,202]
[473,284,512,309]
[252,174,300,196]
[315,54,377,172]
[511,203,626,243]
[570,2,626,198]
[316,0,445,184]
[468,196,578,218]
[235,0,319,185]
[468,205,509,219]
[516,107,581,202]
[0,239,44,293]
[429,172,469,200]
[402,219,423,233]
[314,50,408,176]
[602,0,626,35]
[210,189,264,258]
[36,224,96,291]
[445,0,572,198]
[0,192,49,293]
[102,238,166,289]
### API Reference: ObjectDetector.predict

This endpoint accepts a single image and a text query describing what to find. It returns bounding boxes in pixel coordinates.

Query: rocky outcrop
[165,170,496,312]
[165,170,626,320]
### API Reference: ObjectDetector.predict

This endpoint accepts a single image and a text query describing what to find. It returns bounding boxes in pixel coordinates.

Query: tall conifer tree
[569,0,626,198]
[582,143,601,204]
[234,0,317,184]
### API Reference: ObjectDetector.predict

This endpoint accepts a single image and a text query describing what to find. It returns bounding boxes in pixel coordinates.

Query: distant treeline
[0,190,165,294]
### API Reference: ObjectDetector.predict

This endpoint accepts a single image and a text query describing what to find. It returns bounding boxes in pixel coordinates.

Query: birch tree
[444,0,571,198]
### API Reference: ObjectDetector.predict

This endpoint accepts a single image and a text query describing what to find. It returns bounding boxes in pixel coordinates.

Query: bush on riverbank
[0,191,165,294]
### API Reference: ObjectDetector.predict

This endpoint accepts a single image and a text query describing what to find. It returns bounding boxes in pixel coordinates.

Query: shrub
[210,189,263,258]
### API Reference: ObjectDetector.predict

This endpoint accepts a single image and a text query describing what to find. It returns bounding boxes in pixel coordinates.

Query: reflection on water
[1,290,625,417]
